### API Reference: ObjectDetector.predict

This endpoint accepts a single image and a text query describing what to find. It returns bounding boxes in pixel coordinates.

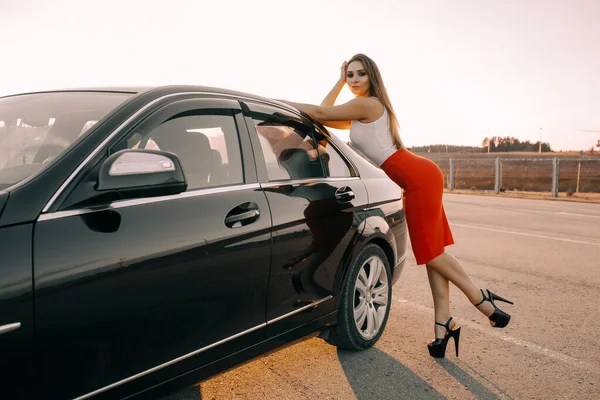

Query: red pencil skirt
[380,149,454,265]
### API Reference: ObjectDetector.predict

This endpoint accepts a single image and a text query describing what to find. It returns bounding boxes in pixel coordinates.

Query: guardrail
[431,157,600,197]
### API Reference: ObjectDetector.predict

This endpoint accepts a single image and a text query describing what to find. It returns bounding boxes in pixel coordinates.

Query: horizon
[1,0,599,152]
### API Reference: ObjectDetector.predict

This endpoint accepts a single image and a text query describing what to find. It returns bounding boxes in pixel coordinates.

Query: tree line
[408,136,553,153]
[482,136,552,152]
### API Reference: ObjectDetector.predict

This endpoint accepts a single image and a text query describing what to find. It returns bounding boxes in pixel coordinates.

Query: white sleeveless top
[349,103,397,166]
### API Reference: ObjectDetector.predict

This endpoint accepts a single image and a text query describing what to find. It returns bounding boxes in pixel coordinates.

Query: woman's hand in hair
[339,61,349,84]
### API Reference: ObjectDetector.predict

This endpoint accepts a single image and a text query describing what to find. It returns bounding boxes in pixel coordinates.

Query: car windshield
[0,91,132,190]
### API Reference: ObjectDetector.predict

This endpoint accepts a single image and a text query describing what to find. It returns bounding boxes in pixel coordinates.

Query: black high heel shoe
[427,317,461,358]
[474,289,514,328]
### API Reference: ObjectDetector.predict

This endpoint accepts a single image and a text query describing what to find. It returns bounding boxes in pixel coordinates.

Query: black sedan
[0,86,408,399]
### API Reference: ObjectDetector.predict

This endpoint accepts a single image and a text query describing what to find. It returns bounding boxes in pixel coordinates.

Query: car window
[125,111,243,190]
[320,140,353,178]
[250,117,326,181]
[0,92,132,190]
[312,130,354,178]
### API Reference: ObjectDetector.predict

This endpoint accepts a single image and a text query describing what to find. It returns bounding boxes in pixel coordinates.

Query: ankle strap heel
[474,289,514,328]
[427,317,461,358]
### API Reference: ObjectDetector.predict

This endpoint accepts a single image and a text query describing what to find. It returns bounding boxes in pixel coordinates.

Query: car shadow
[160,385,202,400]
[161,346,511,400]
[166,347,445,400]
[337,347,445,399]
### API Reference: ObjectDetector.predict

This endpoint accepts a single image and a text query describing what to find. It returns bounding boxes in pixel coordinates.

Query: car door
[32,98,272,399]
[0,222,35,400]
[241,101,368,336]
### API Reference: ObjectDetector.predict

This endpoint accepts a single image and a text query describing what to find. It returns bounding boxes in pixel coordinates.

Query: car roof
[0,84,322,134]
[0,87,148,98]
[0,85,304,120]
[0,85,276,103]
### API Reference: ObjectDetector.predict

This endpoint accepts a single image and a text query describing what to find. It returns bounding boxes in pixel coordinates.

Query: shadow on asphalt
[161,348,511,400]
[337,347,445,399]
[435,358,509,400]
[160,385,202,400]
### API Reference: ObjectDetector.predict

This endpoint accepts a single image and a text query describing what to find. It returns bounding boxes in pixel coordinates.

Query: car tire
[326,243,392,350]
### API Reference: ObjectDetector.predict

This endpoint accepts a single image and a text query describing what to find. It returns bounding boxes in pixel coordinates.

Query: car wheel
[326,244,392,350]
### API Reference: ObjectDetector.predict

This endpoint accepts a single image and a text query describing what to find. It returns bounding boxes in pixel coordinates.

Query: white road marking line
[555,211,600,218]
[394,298,596,372]
[451,223,600,247]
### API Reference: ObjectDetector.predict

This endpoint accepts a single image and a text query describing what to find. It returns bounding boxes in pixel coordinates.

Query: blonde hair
[348,54,404,150]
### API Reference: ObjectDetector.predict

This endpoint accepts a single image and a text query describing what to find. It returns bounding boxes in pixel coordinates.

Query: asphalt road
[163,194,600,400]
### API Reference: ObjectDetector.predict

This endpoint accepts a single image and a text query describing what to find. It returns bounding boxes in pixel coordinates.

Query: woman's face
[346,60,370,97]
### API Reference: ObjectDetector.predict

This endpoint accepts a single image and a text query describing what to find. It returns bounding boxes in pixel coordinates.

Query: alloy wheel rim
[353,255,389,340]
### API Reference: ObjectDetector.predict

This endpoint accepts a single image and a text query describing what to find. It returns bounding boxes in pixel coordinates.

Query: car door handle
[0,322,21,335]
[335,186,355,203]
[224,206,260,228]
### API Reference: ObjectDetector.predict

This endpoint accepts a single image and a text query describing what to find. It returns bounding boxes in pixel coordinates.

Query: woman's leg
[426,251,495,318]
[426,265,455,338]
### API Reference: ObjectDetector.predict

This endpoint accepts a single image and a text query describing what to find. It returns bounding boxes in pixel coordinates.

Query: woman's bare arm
[277,97,381,124]
[319,62,351,129]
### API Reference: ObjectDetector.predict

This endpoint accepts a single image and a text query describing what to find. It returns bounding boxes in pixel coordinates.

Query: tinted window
[311,128,355,178]
[320,140,352,178]
[125,110,243,190]
[250,117,325,181]
[0,92,131,190]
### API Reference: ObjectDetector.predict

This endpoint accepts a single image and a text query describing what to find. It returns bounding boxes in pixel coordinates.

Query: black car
[0,86,408,399]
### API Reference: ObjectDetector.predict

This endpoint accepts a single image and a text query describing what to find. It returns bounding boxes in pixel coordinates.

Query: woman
[277,53,513,358]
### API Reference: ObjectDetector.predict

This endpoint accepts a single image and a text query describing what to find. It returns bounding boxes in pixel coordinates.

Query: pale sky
[1,0,599,151]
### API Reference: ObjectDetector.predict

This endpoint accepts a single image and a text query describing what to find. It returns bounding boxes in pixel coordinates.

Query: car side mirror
[97,149,187,198]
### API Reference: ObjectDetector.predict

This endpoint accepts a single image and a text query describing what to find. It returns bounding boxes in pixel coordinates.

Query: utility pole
[539,127,542,153]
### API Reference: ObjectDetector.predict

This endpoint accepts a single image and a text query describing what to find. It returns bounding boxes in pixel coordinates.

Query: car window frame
[241,101,333,183]
[311,125,359,179]
[113,106,245,191]
[54,97,256,212]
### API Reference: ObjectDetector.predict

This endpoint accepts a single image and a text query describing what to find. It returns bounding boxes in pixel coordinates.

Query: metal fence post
[576,161,581,193]
[449,158,455,190]
[552,157,559,197]
[495,157,501,193]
